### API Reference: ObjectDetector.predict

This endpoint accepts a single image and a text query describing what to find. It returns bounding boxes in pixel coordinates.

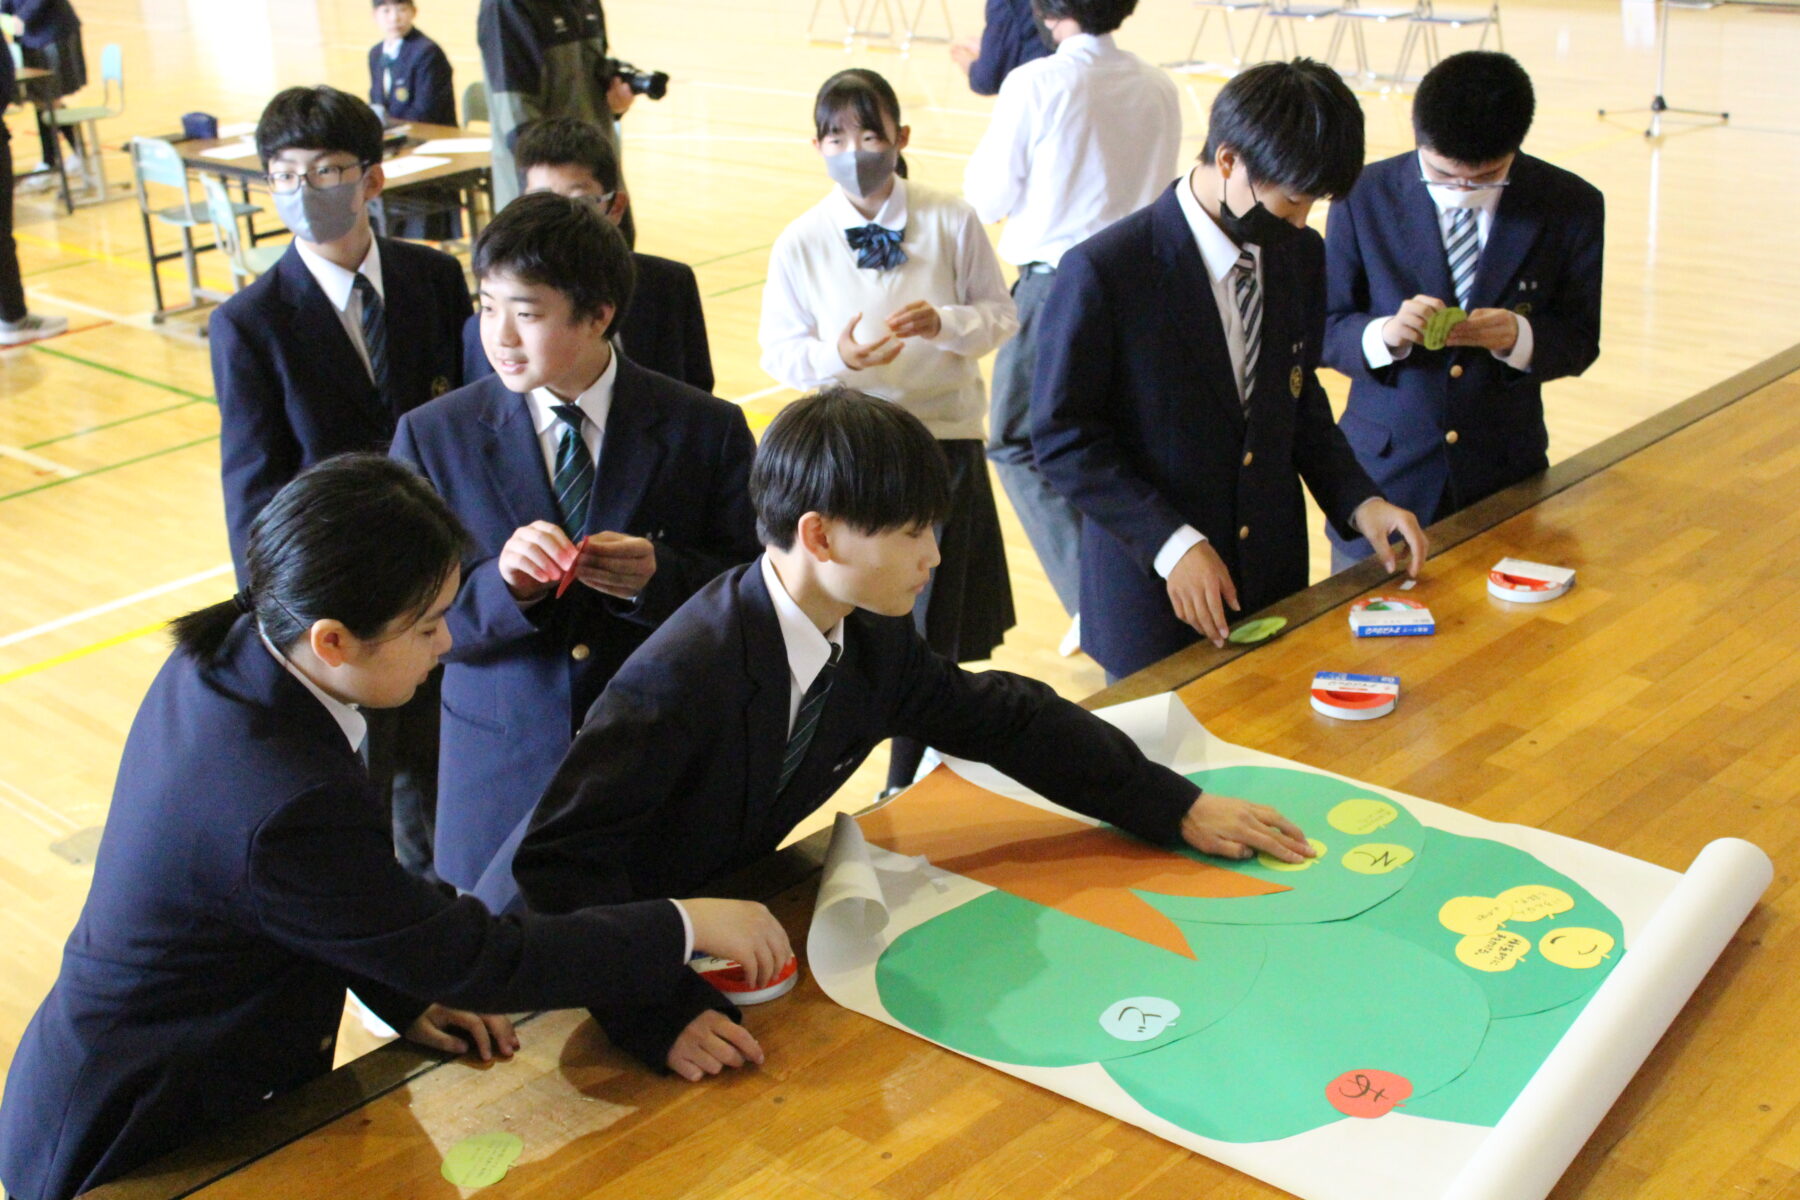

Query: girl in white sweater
[760,68,1021,793]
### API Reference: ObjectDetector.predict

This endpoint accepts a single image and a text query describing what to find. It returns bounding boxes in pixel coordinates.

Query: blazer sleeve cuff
[591,971,741,1072]
[1153,526,1206,580]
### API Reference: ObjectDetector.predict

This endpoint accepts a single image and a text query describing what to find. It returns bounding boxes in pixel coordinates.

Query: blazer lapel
[738,566,792,822]
[586,355,669,537]
[1394,165,1458,305]
[476,382,561,531]
[276,247,381,415]
[1149,188,1247,438]
[1471,158,1544,310]
[374,239,424,411]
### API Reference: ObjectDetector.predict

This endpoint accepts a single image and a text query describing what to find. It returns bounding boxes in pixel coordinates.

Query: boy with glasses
[211,85,471,873]
[1321,51,1603,571]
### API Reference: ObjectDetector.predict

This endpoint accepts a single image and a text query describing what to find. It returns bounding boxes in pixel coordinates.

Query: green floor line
[31,345,216,404]
[690,243,771,268]
[24,399,210,450]
[706,278,766,299]
[0,434,220,503]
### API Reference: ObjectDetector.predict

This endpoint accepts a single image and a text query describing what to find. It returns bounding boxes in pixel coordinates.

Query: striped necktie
[550,404,594,537]
[1445,208,1480,312]
[1232,248,1261,409]
[353,273,390,408]
[777,642,842,796]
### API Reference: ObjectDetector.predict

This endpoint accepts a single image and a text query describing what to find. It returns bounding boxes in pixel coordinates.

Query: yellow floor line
[0,619,170,687]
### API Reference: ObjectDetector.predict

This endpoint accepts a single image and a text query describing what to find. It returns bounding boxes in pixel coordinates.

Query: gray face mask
[273,177,364,244]
[824,147,898,201]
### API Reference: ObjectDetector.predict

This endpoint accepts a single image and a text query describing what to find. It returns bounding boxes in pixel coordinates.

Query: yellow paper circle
[442,1131,524,1189]
[1257,838,1328,871]
[1494,884,1576,923]
[1455,930,1532,973]
[1341,843,1416,875]
[1326,798,1400,836]
[1438,896,1513,936]
[1539,927,1616,969]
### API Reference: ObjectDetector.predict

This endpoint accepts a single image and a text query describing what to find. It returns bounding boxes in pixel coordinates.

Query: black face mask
[1216,178,1302,250]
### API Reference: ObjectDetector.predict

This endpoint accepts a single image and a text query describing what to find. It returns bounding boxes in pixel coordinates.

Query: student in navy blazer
[460,117,715,392]
[367,2,463,240]
[951,0,1053,96]
[0,457,787,1200]
[392,193,756,894]
[1031,62,1427,682]
[500,389,1316,1076]
[212,87,468,579]
[1322,52,1603,566]
[367,3,457,125]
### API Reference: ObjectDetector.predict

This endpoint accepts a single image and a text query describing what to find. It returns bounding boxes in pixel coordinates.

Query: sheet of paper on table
[412,137,493,155]
[379,155,453,180]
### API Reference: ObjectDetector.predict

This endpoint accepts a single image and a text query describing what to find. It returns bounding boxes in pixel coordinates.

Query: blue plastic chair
[130,136,260,320]
[50,44,125,202]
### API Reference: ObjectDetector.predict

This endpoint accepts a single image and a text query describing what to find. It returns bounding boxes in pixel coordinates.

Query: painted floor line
[0,564,234,651]
[0,434,221,503]
[0,778,80,836]
[0,618,171,688]
[727,383,790,407]
[0,443,79,479]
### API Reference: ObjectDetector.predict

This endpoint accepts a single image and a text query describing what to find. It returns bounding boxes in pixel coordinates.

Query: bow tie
[846,223,907,271]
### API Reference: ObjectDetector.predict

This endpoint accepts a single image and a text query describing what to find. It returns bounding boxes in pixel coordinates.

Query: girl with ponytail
[0,454,790,1200]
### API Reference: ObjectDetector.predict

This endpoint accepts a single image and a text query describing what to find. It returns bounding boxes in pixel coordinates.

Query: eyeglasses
[1418,173,1511,192]
[266,160,373,194]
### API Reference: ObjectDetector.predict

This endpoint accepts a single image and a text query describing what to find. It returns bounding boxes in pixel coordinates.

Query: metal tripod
[1598,0,1729,138]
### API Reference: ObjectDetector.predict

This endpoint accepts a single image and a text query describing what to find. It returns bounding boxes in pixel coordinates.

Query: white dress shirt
[760,555,846,738]
[1153,170,1266,580]
[760,178,1017,441]
[963,32,1182,268]
[1361,152,1535,372]
[260,629,367,752]
[294,237,385,383]
[525,349,616,484]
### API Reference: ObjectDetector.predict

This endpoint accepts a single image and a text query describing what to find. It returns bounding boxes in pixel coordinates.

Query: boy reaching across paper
[484,387,1314,1081]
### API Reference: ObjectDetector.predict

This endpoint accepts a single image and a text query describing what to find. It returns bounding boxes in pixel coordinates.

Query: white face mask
[1427,183,1494,210]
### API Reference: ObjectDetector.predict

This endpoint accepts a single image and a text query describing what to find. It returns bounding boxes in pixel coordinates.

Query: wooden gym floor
[1,0,1798,1083]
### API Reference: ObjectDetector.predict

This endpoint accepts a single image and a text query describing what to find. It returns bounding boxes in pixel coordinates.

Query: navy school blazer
[389,358,758,894]
[1321,151,1604,554]
[211,238,470,582]
[0,617,694,1200]
[367,27,457,125]
[491,560,1204,1066]
[968,0,1052,96]
[1031,184,1381,680]
[463,250,716,394]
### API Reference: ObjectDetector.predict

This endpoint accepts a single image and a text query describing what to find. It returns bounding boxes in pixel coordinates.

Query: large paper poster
[809,692,1772,1200]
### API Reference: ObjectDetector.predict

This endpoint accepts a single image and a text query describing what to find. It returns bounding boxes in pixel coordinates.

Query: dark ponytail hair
[813,69,909,180]
[171,454,470,660]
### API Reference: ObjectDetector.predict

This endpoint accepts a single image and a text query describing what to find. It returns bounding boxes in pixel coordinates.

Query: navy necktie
[846,224,907,271]
[353,273,390,408]
[550,404,594,538]
[778,642,842,796]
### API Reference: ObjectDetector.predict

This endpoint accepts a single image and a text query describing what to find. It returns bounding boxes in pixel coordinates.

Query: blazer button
[1242,450,1254,467]
[571,644,591,662]
[1450,364,1465,379]
[1238,525,1250,541]
[1445,430,1460,445]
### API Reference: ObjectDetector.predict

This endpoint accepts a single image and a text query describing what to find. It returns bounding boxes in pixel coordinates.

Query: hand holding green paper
[1422,306,1469,351]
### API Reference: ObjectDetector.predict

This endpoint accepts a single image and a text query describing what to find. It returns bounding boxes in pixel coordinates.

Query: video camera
[603,58,669,101]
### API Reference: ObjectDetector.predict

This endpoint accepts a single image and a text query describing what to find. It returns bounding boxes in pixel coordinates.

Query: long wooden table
[89,346,1800,1199]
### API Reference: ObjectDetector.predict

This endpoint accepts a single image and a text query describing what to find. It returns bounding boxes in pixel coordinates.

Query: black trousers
[0,139,26,323]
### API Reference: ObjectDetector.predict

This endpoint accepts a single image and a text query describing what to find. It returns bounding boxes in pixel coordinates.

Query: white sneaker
[63,150,85,177]
[1058,612,1082,657]
[14,166,56,193]
[0,313,70,345]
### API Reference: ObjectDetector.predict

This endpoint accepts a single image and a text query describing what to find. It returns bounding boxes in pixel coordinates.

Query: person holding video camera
[477,0,666,218]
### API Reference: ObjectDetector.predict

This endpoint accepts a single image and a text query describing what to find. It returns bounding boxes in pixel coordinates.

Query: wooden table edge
[79,337,1800,1199]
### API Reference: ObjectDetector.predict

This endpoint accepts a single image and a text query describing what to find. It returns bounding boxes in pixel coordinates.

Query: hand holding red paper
[683,898,793,990]
[1180,792,1313,864]
[572,531,657,599]
[499,520,582,602]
